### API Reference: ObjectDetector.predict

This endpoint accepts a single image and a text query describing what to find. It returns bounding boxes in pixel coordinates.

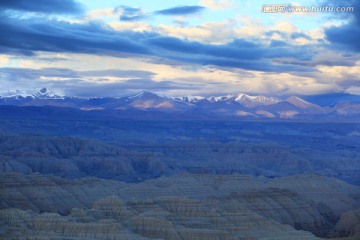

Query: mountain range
[1,88,360,119]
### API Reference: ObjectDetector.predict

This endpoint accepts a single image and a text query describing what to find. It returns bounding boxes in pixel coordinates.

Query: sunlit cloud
[199,0,237,10]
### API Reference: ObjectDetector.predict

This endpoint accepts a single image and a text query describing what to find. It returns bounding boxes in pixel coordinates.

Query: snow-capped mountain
[231,94,280,107]
[0,88,63,99]
[173,95,206,103]
[286,96,321,110]
[207,95,234,103]
[176,93,279,107]
[100,91,190,111]
[1,88,359,119]
[126,91,167,101]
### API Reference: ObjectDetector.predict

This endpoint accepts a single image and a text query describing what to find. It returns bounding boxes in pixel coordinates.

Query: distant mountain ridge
[1,88,360,119]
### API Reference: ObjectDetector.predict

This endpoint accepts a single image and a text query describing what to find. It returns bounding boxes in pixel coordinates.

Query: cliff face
[1,172,360,239]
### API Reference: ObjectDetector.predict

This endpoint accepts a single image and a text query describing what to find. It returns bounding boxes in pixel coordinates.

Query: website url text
[261,4,354,13]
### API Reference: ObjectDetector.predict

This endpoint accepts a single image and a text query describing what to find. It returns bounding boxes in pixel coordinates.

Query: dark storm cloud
[0,0,83,14]
[155,6,205,16]
[0,17,150,55]
[323,0,360,51]
[146,36,314,70]
[0,12,318,73]
[326,24,360,51]
[148,37,264,60]
[115,6,147,21]
[143,37,288,72]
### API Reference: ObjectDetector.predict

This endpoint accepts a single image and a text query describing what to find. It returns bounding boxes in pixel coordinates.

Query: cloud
[0,67,155,82]
[1,52,355,97]
[0,0,83,14]
[0,12,321,74]
[81,69,155,79]
[1,1,358,97]
[345,86,360,94]
[291,32,312,40]
[199,0,236,10]
[109,21,152,32]
[0,67,199,97]
[61,79,202,97]
[155,6,205,16]
[323,0,360,51]
[0,67,80,82]
[85,8,122,21]
[0,54,9,65]
[158,20,238,44]
[115,6,147,21]
[0,16,150,55]
[326,24,360,51]
[146,36,315,72]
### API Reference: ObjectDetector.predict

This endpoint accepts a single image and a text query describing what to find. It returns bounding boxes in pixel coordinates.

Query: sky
[0,0,359,97]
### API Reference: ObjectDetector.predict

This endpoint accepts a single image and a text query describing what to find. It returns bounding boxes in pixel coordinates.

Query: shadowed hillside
[1,132,360,185]
[1,172,360,239]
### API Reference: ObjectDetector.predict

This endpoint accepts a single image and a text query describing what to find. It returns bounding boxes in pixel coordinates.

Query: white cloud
[108,21,152,32]
[0,55,10,65]
[158,20,236,44]
[234,16,267,39]
[345,86,360,95]
[272,21,297,34]
[317,62,360,83]
[199,0,237,10]
[87,8,122,20]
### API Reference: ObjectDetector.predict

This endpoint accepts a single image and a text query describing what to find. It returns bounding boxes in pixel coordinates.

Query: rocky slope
[1,172,360,239]
[329,208,360,238]
[1,133,360,185]
[0,197,319,240]
[0,134,170,182]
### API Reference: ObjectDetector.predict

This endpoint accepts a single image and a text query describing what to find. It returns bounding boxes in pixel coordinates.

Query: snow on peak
[287,96,321,109]
[204,93,279,107]
[173,96,205,103]
[33,88,59,98]
[207,95,233,102]
[234,93,278,102]
[128,91,166,100]
[0,88,63,99]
